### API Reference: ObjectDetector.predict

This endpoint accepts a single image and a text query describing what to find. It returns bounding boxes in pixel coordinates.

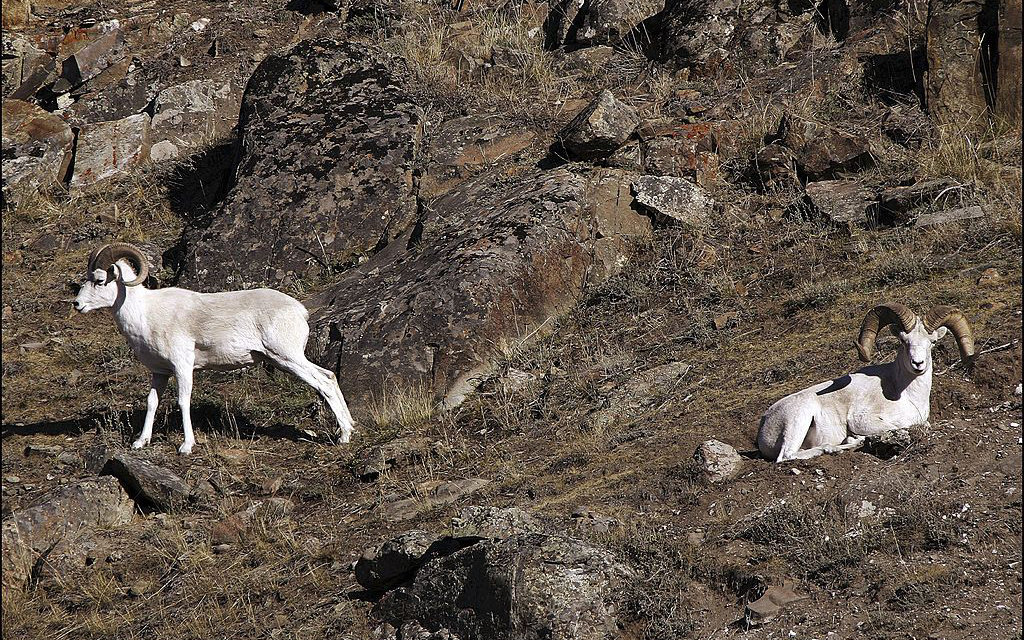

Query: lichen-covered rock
[69,113,152,188]
[651,0,812,75]
[183,38,420,290]
[925,0,993,127]
[2,34,49,98]
[631,175,713,226]
[376,533,634,640]
[149,78,240,160]
[418,114,537,198]
[307,167,647,410]
[2,476,135,590]
[640,121,721,186]
[1,99,73,200]
[355,530,437,591]
[556,89,638,160]
[60,27,125,86]
[568,0,630,47]
[450,506,540,539]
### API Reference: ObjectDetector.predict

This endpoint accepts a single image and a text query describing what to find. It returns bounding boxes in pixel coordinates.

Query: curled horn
[924,305,975,362]
[87,244,110,274]
[856,302,918,362]
[91,243,149,286]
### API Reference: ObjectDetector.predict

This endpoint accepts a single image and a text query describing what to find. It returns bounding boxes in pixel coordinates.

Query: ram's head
[856,302,975,375]
[72,243,149,312]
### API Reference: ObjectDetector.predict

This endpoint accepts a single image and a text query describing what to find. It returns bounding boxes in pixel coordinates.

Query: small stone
[556,89,638,160]
[857,500,876,518]
[24,444,63,457]
[977,267,1002,285]
[790,468,802,475]
[4,475,20,483]
[746,582,807,625]
[692,439,743,483]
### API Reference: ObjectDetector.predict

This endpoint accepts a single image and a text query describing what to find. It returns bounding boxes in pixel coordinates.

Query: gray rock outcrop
[2,476,135,590]
[183,38,420,290]
[307,166,650,410]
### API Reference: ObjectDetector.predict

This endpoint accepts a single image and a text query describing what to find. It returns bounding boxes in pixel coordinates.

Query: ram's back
[149,288,307,358]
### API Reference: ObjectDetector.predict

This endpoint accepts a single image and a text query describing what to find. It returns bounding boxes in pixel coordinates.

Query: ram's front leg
[174,356,197,455]
[133,372,169,449]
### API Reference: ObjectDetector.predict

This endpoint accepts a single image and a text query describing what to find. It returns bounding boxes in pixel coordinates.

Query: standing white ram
[73,243,355,454]
[757,302,974,462]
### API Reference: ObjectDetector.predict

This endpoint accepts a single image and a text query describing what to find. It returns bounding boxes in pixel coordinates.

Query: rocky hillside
[2,0,1021,638]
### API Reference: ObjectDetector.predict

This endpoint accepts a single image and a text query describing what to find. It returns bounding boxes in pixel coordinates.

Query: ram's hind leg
[267,349,355,443]
[773,407,818,462]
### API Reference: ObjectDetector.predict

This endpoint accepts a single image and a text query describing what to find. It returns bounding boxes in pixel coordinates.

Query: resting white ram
[757,302,974,462]
[73,243,355,454]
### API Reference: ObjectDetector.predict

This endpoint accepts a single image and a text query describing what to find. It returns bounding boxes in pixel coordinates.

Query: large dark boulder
[375,532,633,640]
[649,0,810,74]
[183,38,420,290]
[306,166,650,410]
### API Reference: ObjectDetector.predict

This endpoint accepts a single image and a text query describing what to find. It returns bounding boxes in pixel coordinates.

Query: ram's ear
[931,326,949,341]
[106,264,120,283]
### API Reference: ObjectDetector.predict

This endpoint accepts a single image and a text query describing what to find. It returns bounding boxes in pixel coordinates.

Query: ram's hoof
[131,438,149,449]
[178,441,195,455]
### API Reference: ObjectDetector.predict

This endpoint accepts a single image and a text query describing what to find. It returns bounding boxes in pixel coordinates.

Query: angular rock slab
[804,179,874,227]
[383,478,491,521]
[777,116,873,181]
[183,38,420,290]
[631,175,713,226]
[70,113,151,188]
[101,452,194,513]
[651,0,810,74]
[150,78,240,160]
[376,533,634,640]
[308,167,649,409]
[2,476,134,590]
[1,99,73,199]
[556,89,638,160]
